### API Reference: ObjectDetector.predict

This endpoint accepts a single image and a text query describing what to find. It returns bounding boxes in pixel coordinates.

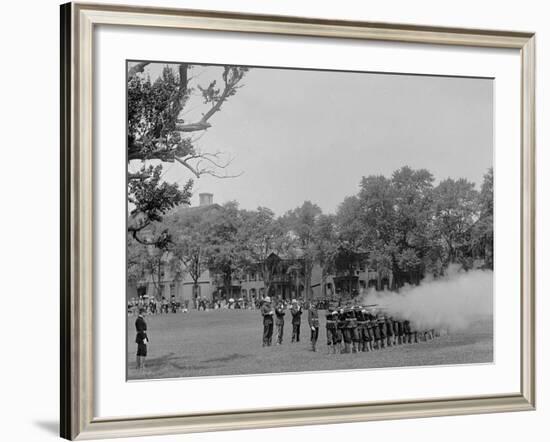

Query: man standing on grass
[355,308,366,352]
[308,302,320,352]
[403,319,411,344]
[135,308,148,370]
[290,299,302,343]
[261,296,274,347]
[325,309,339,354]
[275,299,285,345]
[337,308,346,353]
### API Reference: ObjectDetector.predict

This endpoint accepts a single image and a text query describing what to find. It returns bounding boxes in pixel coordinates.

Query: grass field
[127,309,493,380]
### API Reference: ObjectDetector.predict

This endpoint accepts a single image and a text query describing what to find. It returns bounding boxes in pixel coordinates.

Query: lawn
[127,309,493,380]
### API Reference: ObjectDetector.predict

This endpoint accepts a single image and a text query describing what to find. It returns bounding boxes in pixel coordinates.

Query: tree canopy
[128,165,493,299]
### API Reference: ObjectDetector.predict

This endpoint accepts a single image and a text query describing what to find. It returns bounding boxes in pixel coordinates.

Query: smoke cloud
[361,268,493,332]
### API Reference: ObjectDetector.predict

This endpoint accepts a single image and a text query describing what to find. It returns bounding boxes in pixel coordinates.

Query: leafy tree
[127,63,248,247]
[282,201,322,301]
[335,196,364,252]
[239,207,286,296]
[166,209,211,305]
[367,245,394,289]
[202,201,245,299]
[432,177,480,267]
[127,226,168,299]
[472,168,493,268]
[128,64,248,170]
[354,167,435,288]
[128,164,192,245]
[390,167,434,285]
[313,214,339,297]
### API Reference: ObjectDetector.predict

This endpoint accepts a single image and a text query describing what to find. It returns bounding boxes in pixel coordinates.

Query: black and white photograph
[126,60,494,381]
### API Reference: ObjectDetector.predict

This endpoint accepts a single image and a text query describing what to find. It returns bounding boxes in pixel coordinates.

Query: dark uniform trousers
[310,327,319,345]
[308,309,320,351]
[276,319,284,344]
[326,320,339,354]
[263,319,274,346]
[291,309,302,342]
[292,323,300,342]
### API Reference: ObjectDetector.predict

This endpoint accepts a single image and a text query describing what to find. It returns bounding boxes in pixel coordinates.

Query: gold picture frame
[60,2,536,440]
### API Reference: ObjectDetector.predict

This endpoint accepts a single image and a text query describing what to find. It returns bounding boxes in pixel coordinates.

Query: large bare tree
[127,62,248,246]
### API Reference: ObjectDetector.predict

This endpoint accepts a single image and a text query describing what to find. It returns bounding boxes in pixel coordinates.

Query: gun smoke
[361,268,493,332]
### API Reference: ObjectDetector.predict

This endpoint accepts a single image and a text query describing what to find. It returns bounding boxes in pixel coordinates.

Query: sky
[128,62,493,216]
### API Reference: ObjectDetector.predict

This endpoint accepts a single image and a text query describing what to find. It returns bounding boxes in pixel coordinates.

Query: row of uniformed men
[261,298,435,353]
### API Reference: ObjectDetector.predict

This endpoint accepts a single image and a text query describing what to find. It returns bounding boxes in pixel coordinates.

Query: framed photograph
[60,2,535,440]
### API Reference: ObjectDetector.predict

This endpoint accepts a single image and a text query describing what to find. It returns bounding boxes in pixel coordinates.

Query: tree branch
[174,157,201,178]
[128,62,151,78]
[174,67,244,133]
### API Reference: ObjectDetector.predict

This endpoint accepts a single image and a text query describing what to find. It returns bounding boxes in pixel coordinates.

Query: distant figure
[308,303,320,352]
[135,308,148,370]
[275,300,285,345]
[261,297,274,347]
[290,299,302,343]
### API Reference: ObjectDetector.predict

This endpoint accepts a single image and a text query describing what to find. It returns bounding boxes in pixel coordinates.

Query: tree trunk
[304,261,313,303]
[192,280,199,308]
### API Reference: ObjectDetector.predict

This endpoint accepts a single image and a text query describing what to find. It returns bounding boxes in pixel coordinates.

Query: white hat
[265,296,271,302]
[291,299,297,303]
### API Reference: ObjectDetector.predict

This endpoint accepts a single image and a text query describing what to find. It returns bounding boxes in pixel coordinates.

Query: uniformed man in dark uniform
[325,309,339,354]
[403,319,411,344]
[290,299,302,343]
[355,308,367,352]
[135,308,147,333]
[308,302,320,352]
[261,297,274,347]
[410,321,419,344]
[393,316,403,345]
[275,300,285,345]
[341,307,354,353]
[135,308,148,369]
[336,308,346,353]
[365,311,376,351]
[350,306,363,353]
[377,313,387,349]
[385,315,394,347]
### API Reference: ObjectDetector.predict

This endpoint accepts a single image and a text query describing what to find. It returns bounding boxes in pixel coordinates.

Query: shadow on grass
[136,352,210,372]
[203,353,249,363]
